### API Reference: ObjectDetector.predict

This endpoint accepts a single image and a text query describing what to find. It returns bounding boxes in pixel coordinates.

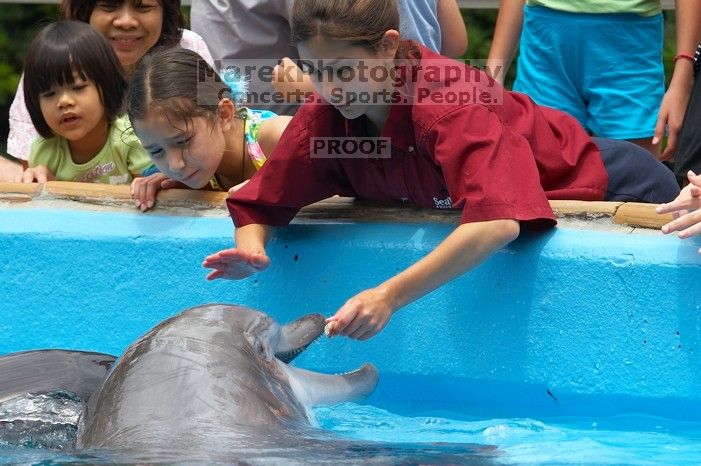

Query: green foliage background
[0,6,680,155]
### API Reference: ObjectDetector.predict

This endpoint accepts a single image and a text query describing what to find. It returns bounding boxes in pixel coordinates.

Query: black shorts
[594,137,680,203]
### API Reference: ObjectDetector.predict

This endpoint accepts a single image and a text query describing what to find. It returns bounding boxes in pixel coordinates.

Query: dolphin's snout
[275,314,326,363]
[347,363,379,399]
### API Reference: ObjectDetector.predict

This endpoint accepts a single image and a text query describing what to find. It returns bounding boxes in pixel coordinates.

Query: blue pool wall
[1,207,700,421]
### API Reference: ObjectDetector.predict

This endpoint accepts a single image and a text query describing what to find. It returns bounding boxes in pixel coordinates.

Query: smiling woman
[64,0,176,74]
[5,0,214,167]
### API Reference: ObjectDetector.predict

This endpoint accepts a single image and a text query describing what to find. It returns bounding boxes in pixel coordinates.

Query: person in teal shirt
[488,0,701,161]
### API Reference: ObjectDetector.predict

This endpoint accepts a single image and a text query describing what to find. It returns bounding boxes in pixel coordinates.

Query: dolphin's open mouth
[274,335,320,363]
[274,314,326,363]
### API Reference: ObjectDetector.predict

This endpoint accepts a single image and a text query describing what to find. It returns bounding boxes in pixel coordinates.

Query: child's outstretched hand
[202,248,270,280]
[657,171,701,246]
[14,165,54,183]
[131,173,186,212]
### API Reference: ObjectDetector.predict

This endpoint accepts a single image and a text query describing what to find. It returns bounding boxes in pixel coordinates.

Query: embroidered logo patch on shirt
[433,196,453,209]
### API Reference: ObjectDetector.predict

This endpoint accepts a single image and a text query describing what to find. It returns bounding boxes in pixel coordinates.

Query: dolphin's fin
[0,349,116,402]
[285,363,379,405]
[275,313,325,363]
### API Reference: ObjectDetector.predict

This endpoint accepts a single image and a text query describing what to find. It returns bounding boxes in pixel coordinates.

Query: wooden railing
[0,181,674,229]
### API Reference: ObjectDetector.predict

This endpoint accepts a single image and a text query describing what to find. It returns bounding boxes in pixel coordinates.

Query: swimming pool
[1,183,700,464]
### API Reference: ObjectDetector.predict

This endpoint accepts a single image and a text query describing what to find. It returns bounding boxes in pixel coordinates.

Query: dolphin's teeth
[334,367,365,377]
[274,346,305,362]
[276,348,300,360]
[274,331,323,363]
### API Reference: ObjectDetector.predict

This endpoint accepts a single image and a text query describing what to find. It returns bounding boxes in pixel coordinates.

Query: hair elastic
[674,52,696,63]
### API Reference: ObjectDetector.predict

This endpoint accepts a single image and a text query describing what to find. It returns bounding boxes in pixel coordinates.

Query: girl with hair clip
[204,0,680,340]
[16,21,153,184]
[4,0,213,179]
[127,47,291,211]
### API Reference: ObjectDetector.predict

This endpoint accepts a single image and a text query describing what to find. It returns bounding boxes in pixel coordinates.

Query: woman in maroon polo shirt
[204,0,679,340]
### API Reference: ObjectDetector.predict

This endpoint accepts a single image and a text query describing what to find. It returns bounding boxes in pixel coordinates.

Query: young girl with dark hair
[127,47,291,211]
[16,21,153,184]
[4,0,213,177]
[204,0,681,341]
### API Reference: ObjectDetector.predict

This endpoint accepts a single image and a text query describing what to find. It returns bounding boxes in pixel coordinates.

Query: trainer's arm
[326,219,520,340]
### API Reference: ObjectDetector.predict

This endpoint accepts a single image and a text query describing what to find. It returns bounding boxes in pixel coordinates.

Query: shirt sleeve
[28,137,60,176]
[122,125,155,176]
[227,111,345,227]
[7,74,39,161]
[126,145,155,177]
[426,105,556,229]
[27,138,42,168]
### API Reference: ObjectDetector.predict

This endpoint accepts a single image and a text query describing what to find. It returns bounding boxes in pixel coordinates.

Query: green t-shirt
[29,115,154,184]
[526,0,661,17]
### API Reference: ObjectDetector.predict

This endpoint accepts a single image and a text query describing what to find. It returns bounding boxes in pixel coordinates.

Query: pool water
[1,395,700,464]
[316,404,701,465]
[1,206,700,464]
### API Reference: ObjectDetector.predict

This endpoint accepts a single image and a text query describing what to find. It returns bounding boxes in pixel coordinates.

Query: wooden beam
[0,181,674,229]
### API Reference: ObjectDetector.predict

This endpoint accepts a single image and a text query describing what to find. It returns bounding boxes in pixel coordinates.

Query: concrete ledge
[0,181,673,229]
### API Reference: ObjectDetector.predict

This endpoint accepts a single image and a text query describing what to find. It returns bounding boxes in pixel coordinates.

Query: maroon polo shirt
[228,46,608,230]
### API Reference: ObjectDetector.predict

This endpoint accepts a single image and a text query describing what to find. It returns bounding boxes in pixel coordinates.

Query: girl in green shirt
[16,21,153,185]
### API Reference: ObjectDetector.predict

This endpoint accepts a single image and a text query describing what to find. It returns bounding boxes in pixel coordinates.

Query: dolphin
[75,303,377,453]
[0,304,495,464]
[0,350,115,403]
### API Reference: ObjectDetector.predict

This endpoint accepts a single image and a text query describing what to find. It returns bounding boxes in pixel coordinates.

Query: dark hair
[127,47,227,129]
[60,0,184,48]
[23,20,127,138]
[291,0,399,50]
